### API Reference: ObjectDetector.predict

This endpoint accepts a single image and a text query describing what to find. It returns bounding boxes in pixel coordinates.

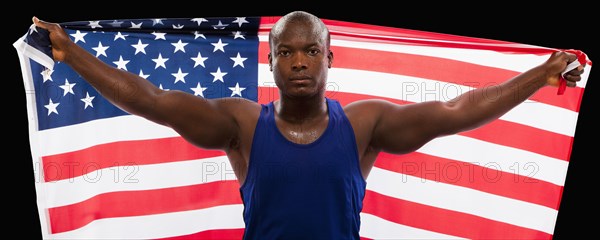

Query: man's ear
[268,53,273,71]
[328,50,333,68]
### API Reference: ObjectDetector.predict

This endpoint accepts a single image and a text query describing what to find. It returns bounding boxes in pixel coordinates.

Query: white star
[193,31,206,39]
[232,17,249,27]
[59,79,76,96]
[41,68,53,82]
[70,30,87,43]
[44,99,60,116]
[152,19,165,26]
[172,24,185,29]
[108,20,124,27]
[211,39,228,52]
[172,39,188,53]
[130,22,143,29]
[212,20,228,29]
[113,56,130,70]
[172,68,188,83]
[229,82,246,97]
[191,18,208,26]
[190,82,207,97]
[114,32,128,40]
[138,69,150,79]
[152,53,169,69]
[230,52,247,68]
[80,92,95,109]
[191,52,208,68]
[152,31,167,40]
[131,39,149,55]
[232,31,245,39]
[92,42,109,57]
[88,21,102,29]
[211,67,227,83]
[159,84,170,91]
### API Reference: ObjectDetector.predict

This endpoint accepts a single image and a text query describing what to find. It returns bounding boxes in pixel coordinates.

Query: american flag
[14,15,591,239]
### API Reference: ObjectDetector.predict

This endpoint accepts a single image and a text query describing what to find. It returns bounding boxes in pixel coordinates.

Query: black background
[9,4,594,239]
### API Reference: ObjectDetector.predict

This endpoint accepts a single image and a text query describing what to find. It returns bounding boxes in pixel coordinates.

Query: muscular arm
[33,17,247,150]
[350,51,583,155]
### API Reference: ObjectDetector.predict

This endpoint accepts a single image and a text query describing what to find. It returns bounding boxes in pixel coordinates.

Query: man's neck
[275,95,328,124]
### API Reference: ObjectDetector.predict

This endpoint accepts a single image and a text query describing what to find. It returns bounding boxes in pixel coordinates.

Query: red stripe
[42,137,225,182]
[258,87,572,161]
[48,180,241,234]
[362,190,552,239]
[154,228,244,240]
[375,151,563,210]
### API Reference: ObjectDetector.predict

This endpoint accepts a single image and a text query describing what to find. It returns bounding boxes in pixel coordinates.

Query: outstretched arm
[351,51,584,154]
[32,17,254,150]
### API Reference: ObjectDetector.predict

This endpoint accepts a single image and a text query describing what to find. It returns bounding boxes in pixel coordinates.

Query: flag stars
[130,22,143,29]
[172,39,188,53]
[191,18,208,26]
[232,31,245,39]
[191,82,207,97]
[191,52,208,68]
[44,99,60,116]
[88,21,102,29]
[70,30,87,43]
[138,70,150,79]
[159,84,169,91]
[80,92,95,109]
[211,67,227,83]
[172,68,188,83]
[152,19,165,26]
[113,56,130,70]
[212,20,228,29]
[59,79,76,96]
[211,39,228,52]
[193,31,206,40]
[172,24,185,29]
[229,82,246,97]
[92,42,109,57]
[114,32,128,40]
[132,39,149,55]
[231,52,247,68]
[152,31,167,40]
[41,68,53,82]
[152,53,169,69]
[232,17,249,27]
[108,20,124,27]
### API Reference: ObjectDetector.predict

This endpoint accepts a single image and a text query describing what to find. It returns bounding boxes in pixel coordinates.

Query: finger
[32,16,53,30]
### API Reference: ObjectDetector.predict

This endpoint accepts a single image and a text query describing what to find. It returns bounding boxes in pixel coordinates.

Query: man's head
[268,11,333,99]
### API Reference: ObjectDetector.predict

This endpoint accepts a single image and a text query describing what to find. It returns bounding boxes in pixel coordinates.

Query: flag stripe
[48,180,242,234]
[359,213,464,239]
[362,190,552,239]
[258,42,583,112]
[375,151,563,209]
[49,204,245,239]
[154,228,245,240]
[367,167,558,234]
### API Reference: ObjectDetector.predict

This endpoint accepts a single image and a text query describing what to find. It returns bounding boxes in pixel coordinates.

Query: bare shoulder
[343,98,394,117]
[216,97,262,115]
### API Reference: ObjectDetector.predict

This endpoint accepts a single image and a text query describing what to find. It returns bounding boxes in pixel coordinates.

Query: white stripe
[367,167,558,234]
[419,135,568,185]
[47,204,244,239]
[39,114,179,156]
[44,156,234,208]
[360,212,465,239]
[259,64,579,136]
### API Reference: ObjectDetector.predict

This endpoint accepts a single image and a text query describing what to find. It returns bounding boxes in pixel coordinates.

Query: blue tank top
[239,98,366,240]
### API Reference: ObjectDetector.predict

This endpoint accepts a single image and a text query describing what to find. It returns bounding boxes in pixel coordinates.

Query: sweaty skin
[32,11,583,185]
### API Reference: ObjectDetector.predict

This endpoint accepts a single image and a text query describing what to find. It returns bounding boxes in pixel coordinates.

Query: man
[33,10,584,240]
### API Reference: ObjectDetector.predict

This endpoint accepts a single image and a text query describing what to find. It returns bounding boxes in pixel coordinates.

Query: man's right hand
[32,17,72,63]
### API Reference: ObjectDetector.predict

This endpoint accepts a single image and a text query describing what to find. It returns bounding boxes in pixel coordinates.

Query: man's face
[269,21,332,99]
